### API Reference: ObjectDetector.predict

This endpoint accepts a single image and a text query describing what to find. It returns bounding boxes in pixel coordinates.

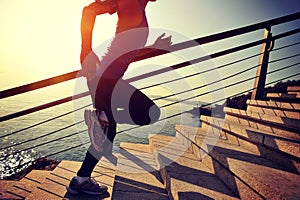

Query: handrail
[0,38,268,122]
[1,28,299,122]
[1,11,299,99]
[0,71,80,100]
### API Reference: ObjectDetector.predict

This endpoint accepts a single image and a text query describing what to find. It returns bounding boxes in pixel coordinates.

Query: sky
[0,0,299,101]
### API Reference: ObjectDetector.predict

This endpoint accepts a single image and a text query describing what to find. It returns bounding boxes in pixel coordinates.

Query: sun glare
[0,0,116,90]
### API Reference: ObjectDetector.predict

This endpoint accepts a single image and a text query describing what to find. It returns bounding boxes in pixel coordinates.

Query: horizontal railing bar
[193,12,300,45]
[127,37,267,83]
[1,130,86,161]
[42,142,90,160]
[0,121,83,151]
[142,11,300,59]
[161,74,258,109]
[1,12,299,100]
[266,72,300,86]
[154,64,258,102]
[268,62,300,74]
[116,111,185,135]
[201,72,300,108]
[157,62,299,109]
[0,92,90,123]
[130,12,300,64]
[163,62,300,109]
[0,71,81,100]
[272,27,300,41]
[139,52,261,91]
[10,142,89,173]
[272,41,300,52]
[269,53,300,64]
[0,104,90,139]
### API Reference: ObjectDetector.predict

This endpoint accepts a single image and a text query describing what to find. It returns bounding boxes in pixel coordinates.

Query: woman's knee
[132,104,160,125]
[148,104,160,124]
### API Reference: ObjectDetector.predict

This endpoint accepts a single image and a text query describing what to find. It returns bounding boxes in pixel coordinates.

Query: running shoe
[84,109,109,152]
[67,176,108,195]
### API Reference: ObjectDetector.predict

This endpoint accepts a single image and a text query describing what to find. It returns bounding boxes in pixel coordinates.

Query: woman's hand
[80,50,101,81]
[152,33,172,50]
[136,33,172,58]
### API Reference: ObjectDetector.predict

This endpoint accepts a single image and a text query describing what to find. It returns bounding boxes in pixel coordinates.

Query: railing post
[251,26,273,100]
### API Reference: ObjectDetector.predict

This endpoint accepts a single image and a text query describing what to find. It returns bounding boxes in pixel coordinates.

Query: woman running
[67,0,171,195]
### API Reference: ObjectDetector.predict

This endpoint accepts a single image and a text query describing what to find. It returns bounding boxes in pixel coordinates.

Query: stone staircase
[0,156,116,200]
[1,86,300,199]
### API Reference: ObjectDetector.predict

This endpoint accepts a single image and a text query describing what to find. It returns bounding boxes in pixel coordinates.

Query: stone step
[176,125,263,199]
[150,134,194,174]
[149,133,192,154]
[246,105,300,119]
[224,107,300,140]
[0,180,30,200]
[182,124,300,199]
[288,91,300,96]
[288,86,300,92]
[201,115,300,158]
[246,99,300,111]
[0,170,51,199]
[152,134,239,200]
[174,125,202,145]
[200,116,300,173]
[112,142,169,200]
[225,106,300,130]
[266,92,300,102]
[26,157,117,200]
[246,100,300,120]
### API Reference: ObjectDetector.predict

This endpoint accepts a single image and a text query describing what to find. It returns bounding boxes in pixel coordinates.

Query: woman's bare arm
[80,1,117,80]
[80,1,117,62]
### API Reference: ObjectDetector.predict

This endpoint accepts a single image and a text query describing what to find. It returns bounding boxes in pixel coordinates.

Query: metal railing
[0,12,299,179]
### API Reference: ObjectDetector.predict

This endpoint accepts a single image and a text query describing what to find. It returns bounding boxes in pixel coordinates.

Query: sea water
[0,81,201,179]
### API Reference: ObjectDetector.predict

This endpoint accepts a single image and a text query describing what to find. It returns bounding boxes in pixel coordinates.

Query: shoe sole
[66,186,79,195]
[84,109,107,152]
[66,186,108,196]
[84,109,91,126]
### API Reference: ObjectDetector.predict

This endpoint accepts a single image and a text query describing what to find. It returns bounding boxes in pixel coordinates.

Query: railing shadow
[112,175,168,198]
[178,192,214,200]
[211,145,293,173]
[158,153,238,199]
[118,147,164,184]
[245,129,300,174]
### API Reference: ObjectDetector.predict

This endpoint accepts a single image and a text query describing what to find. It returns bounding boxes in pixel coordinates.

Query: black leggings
[77,77,160,177]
